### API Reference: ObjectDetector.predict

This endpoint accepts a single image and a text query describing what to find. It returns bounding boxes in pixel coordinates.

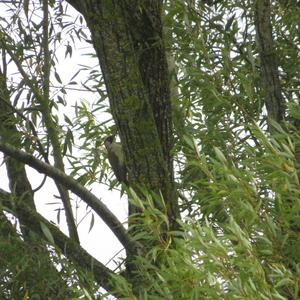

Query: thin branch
[42,0,50,98]
[38,0,79,243]
[0,141,141,255]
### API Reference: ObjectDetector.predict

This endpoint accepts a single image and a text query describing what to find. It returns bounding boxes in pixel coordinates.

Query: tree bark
[255,0,285,123]
[67,0,180,229]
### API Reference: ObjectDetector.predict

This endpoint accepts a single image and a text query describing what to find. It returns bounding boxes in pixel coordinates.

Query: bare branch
[0,141,141,255]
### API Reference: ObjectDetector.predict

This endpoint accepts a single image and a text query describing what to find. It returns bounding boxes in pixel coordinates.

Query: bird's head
[104,135,115,149]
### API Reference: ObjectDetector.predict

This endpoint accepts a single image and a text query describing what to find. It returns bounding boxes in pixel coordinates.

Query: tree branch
[0,141,141,255]
[41,0,79,243]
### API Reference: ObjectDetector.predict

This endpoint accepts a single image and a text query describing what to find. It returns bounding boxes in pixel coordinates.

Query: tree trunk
[66,1,180,294]
[67,0,180,229]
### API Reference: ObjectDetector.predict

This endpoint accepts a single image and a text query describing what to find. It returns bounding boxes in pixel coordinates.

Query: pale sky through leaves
[0,1,127,269]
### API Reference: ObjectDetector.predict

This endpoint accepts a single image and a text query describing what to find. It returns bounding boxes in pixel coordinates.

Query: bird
[104,135,128,185]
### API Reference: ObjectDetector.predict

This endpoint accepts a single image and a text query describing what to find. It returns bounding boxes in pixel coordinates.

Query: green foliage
[113,124,300,299]
[161,1,300,298]
[1,0,300,299]
[0,218,76,299]
[0,215,105,299]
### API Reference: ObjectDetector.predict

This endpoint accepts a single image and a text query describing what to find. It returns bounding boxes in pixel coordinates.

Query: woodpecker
[104,135,128,184]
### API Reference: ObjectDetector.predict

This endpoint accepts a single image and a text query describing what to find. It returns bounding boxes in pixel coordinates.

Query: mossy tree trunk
[67,1,180,229]
[65,1,180,292]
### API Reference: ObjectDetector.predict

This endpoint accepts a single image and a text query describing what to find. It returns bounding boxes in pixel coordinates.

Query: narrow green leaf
[88,213,94,233]
[40,222,55,244]
[54,71,62,84]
